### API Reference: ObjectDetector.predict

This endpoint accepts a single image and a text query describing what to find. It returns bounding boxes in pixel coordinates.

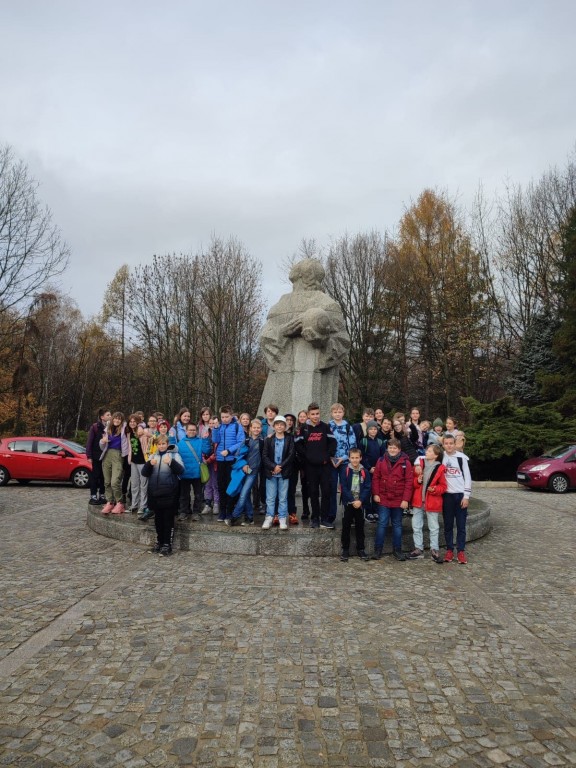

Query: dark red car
[0,437,92,488]
[516,444,576,494]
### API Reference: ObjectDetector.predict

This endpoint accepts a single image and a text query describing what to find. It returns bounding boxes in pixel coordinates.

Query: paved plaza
[0,485,575,767]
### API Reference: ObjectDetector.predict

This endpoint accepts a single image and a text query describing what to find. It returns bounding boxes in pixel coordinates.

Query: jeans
[443,493,467,552]
[232,471,258,520]
[411,506,440,551]
[375,505,403,552]
[329,463,348,523]
[266,476,289,519]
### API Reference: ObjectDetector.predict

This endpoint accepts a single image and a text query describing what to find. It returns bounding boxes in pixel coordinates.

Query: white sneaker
[262,516,273,529]
[212,504,220,516]
[279,518,288,530]
[201,504,212,515]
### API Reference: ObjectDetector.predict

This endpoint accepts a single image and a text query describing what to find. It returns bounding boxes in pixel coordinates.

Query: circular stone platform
[87,499,491,557]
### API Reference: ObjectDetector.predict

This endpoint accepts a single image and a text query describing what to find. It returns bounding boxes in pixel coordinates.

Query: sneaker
[431,549,441,562]
[148,542,161,554]
[340,549,349,562]
[279,518,288,530]
[393,550,406,561]
[201,504,212,515]
[320,521,335,529]
[240,518,254,526]
[444,549,454,563]
[101,502,114,515]
[110,502,125,515]
[357,550,370,561]
[190,513,200,522]
[89,496,100,506]
[158,545,173,557]
[217,514,226,523]
[407,549,424,560]
[289,513,299,526]
[371,549,383,560]
[98,496,108,505]
[262,516,273,530]
[457,551,468,565]
[212,504,220,516]
[310,519,320,529]
[139,508,154,521]
[177,513,188,522]
[272,515,279,526]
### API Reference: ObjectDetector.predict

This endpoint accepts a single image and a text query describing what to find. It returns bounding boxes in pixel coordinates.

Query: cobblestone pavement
[0,484,574,767]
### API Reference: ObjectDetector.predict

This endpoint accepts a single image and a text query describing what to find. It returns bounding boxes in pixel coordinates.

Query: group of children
[85,402,471,561]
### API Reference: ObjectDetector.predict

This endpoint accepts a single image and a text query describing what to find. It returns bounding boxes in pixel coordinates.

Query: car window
[37,441,64,456]
[541,445,576,459]
[60,439,86,453]
[8,440,34,453]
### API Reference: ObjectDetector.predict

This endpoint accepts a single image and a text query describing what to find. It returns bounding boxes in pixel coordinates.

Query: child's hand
[352,500,362,508]
[162,454,171,464]
[373,495,380,503]
[150,457,158,466]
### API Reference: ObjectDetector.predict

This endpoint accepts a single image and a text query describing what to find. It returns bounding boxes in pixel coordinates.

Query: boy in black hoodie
[295,402,336,528]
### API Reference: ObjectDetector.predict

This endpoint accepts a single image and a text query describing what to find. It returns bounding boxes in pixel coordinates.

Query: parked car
[516,444,576,493]
[0,437,92,488]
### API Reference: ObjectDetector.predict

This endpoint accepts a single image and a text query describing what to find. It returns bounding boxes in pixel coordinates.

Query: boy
[177,423,212,521]
[352,407,375,444]
[442,433,472,564]
[328,403,357,528]
[408,443,447,562]
[229,419,264,526]
[427,418,444,447]
[340,448,371,562]
[212,406,245,522]
[262,415,295,531]
[359,420,386,522]
[295,402,336,528]
[371,438,413,561]
[141,434,184,557]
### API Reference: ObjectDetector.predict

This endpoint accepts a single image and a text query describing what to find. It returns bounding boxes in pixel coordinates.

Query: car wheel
[17,479,31,485]
[71,468,91,488]
[548,473,569,494]
[0,466,10,486]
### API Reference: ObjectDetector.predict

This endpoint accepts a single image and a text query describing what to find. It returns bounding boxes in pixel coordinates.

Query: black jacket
[263,433,295,479]
[141,445,184,507]
[295,421,336,466]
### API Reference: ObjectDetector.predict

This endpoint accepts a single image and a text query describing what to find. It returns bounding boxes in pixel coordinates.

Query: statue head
[289,259,325,292]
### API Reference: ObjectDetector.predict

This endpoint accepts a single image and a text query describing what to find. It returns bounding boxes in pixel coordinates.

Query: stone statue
[257,259,350,417]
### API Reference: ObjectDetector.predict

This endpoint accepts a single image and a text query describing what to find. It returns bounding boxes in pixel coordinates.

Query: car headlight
[529,463,550,472]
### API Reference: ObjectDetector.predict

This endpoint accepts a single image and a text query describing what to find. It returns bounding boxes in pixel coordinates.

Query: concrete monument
[258,259,350,417]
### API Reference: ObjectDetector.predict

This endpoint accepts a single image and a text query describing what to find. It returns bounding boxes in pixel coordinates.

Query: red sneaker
[289,513,299,526]
[444,549,454,563]
[457,551,468,564]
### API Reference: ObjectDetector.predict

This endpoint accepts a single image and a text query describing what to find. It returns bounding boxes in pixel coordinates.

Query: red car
[0,437,92,488]
[516,444,576,494]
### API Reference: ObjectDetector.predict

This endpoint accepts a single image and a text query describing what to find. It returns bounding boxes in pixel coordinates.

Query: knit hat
[433,418,443,428]
[367,420,379,430]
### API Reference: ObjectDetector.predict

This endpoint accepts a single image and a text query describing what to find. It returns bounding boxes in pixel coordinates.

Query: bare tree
[0,145,69,319]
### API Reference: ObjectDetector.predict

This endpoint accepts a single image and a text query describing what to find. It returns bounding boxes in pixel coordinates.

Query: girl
[202,416,220,515]
[408,444,447,562]
[127,414,148,516]
[295,410,311,520]
[100,412,131,515]
[239,412,251,437]
[198,406,212,438]
[445,416,460,437]
[170,407,191,444]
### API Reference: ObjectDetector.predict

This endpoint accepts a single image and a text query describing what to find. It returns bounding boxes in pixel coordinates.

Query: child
[371,438,413,561]
[295,410,311,520]
[359,420,386,522]
[442,433,472,564]
[352,407,375,444]
[419,420,431,451]
[229,419,264,526]
[407,407,424,455]
[262,415,295,530]
[427,418,444,447]
[328,403,357,528]
[100,412,131,515]
[407,444,447,562]
[284,414,299,525]
[202,416,220,515]
[340,448,371,562]
[86,407,111,505]
[212,406,245,522]
[170,407,192,443]
[295,402,336,529]
[127,413,148,516]
[141,435,184,556]
[177,423,212,521]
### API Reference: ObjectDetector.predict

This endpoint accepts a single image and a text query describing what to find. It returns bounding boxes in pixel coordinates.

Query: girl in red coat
[408,444,447,562]
[371,438,414,561]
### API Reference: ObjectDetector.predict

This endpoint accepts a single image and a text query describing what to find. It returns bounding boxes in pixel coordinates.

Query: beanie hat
[433,418,443,428]
[367,420,379,430]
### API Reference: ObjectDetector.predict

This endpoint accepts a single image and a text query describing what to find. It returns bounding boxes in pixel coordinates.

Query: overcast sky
[2,0,575,318]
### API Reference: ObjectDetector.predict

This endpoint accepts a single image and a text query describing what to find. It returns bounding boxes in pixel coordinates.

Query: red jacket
[412,459,447,512]
[372,452,414,507]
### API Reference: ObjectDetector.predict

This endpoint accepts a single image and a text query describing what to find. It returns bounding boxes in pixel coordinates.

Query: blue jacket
[177,436,212,479]
[169,422,187,444]
[340,465,372,506]
[358,436,386,471]
[329,420,357,462]
[212,419,245,462]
